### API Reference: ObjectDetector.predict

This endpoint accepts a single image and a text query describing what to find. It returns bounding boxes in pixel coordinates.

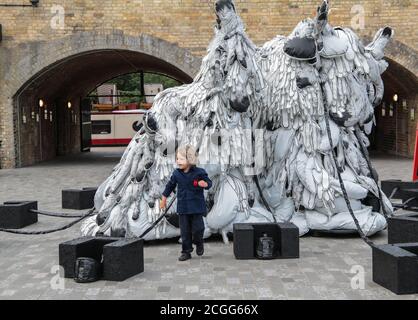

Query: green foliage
[88,72,182,105]
[118,90,142,104]
[144,73,181,89]
[104,72,182,104]
[112,73,141,92]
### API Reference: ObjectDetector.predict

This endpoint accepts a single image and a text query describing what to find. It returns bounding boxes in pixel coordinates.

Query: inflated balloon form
[81,0,394,242]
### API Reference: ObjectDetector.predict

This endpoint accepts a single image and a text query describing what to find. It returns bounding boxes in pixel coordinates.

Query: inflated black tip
[229,96,250,113]
[145,161,154,170]
[146,114,158,132]
[136,171,145,183]
[265,121,276,131]
[248,198,255,208]
[382,26,393,38]
[284,37,317,60]
[96,213,107,226]
[132,121,143,132]
[215,0,235,13]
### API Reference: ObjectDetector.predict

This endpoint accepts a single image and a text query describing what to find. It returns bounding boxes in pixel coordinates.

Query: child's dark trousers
[179,214,205,254]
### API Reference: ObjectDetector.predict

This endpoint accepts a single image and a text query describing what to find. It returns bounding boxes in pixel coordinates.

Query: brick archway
[0,31,201,168]
[369,39,418,157]
[384,39,418,80]
[13,31,201,95]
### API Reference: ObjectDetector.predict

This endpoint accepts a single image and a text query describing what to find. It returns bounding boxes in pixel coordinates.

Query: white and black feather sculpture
[81,0,394,241]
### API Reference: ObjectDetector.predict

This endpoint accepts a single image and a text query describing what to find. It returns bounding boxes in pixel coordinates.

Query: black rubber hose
[249,116,277,223]
[30,209,92,218]
[324,112,374,247]
[354,125,390,219]
[139,196,177,239]
[253,176,277,223]
[0,208,95,235]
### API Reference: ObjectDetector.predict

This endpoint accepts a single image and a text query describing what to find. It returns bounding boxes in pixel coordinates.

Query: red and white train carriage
[91,109,147,147]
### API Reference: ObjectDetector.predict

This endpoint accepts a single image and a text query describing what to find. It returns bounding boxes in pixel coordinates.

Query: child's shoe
[196,243,204,256]
[178,253,192,261]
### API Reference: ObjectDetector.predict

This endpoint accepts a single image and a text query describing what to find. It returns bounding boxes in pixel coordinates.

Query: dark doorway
[371,58,418,158]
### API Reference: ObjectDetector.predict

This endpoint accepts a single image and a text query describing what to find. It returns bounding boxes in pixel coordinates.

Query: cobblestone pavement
[0,148,417,300]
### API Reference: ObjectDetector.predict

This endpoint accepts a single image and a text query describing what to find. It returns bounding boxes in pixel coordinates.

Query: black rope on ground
[354,125,391,219]
[30,209,92,218]
[0,208,95,235]
[324,111,374,247]
[138,197,177,239]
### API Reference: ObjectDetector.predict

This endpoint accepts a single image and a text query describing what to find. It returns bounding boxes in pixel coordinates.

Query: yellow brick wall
[0,0,416,56]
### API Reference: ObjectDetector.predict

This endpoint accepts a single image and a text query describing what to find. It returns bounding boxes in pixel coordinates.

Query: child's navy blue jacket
[162,166,212,215]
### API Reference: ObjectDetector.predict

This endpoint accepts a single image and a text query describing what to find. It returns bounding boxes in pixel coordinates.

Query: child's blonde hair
[176,145,198,166]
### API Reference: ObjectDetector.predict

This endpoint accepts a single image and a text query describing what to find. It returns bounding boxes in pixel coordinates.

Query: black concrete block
[372,243,418,295]
[277,222,299,258]
[381,180,402,197]
[388,214,418,244]
[0,201,38,229]
[59,237,116,278]
[233,224,255,260]
[103,238,144,281]
[381,180,418,207]
[233,222,299,260]
[59,236,144,281]
[62,187,97,210]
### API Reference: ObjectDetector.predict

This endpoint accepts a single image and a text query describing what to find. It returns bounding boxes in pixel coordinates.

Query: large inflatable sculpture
[81,0,394,242]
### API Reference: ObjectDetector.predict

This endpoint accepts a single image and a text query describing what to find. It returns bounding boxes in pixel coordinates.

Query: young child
[160,145,212,261]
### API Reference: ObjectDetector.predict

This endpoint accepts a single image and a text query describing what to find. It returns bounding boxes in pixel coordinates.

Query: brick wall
[0,0,417,55]
[0,0,417,167]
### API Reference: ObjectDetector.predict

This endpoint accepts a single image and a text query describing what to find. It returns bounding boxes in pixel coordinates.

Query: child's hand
[198,180,208,188]
[160,197,167,210]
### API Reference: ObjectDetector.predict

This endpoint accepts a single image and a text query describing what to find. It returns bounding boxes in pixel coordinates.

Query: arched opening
[370,57,418,157]
[14,49,193,167]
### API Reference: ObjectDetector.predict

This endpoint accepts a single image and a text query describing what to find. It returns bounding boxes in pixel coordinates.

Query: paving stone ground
[0,148,417,300]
